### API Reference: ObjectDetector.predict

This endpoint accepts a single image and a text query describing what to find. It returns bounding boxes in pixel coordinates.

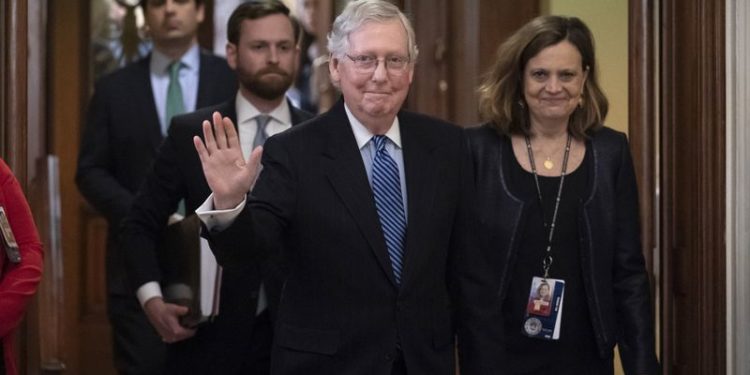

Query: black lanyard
[524,133,572,278]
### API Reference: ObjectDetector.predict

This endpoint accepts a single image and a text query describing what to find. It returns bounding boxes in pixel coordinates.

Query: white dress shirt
[235,92,293,157]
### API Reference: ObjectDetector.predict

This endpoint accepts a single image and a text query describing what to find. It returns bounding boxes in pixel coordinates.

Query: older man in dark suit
[193,1,488,374]
[119,2,312,374]
[75,0,235,373]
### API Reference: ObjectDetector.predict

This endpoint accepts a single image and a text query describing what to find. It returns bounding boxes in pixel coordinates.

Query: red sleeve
[0,159,43,338]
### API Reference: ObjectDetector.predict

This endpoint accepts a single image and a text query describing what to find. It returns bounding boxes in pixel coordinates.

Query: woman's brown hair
[477,16,608,138]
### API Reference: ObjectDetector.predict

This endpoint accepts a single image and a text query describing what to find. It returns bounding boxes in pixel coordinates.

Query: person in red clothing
[0,158,43,375]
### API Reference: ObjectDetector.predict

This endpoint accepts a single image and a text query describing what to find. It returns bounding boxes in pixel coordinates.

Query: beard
[239,66,294,101]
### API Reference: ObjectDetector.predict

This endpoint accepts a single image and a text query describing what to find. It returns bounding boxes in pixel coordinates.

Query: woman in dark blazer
[464,16,659,375]
[0,158,43,375]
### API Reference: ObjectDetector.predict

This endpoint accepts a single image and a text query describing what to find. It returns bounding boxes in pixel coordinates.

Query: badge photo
[522,276,565,340]
[0,206,22,263]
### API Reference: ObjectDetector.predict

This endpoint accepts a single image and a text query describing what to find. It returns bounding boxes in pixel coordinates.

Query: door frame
[726,0,750,374]
[631,0,727,374]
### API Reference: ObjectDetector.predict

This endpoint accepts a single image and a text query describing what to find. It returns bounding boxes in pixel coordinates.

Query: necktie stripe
[374,174,401,189]
[374,190,403,206]
[371,135,406,285]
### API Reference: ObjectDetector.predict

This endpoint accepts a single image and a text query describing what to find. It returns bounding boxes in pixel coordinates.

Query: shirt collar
[344,103,402,150]
[235,92,292,126]
[150,43,200,75]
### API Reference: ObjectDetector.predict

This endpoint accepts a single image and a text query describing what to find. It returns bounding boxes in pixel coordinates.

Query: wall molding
[660,0,726,373]
[726,0,750,374]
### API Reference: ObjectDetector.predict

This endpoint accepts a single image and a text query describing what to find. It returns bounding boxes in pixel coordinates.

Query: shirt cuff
[136,282,163,307]
[195,193,247,232]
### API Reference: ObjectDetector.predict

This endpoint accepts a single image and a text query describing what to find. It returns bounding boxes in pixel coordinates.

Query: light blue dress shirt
[150,44,201,135]
[344,104,408,218]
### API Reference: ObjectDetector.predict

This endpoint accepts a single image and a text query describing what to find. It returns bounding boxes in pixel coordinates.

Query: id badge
[522,276,564,340]
[0,207,22,263]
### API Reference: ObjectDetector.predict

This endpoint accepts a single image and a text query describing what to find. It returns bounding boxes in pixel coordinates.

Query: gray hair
[327,0,419,62]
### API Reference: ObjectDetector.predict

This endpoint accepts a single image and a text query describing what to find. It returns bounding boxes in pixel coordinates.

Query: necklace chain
[524,133,573,278]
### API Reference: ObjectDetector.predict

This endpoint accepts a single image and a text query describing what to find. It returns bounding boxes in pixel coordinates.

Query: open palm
[193,112,263,210]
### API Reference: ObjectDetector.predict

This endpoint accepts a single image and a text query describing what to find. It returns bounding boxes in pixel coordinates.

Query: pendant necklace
[543,157,554,170]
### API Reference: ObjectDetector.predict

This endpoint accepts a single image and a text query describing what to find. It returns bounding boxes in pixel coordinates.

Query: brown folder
[160,214,221,327]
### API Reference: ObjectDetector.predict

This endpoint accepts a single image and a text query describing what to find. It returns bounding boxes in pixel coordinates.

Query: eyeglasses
[344,54,410,75]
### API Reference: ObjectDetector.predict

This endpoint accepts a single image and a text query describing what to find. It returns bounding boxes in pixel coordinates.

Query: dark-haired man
[76,0,236,373]
[120,1,311,373]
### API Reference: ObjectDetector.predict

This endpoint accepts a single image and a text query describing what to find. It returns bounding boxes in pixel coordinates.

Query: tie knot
[256,114,271,130]
[252,115,272,148]
[372,135,389,152]
[168,61,183,78]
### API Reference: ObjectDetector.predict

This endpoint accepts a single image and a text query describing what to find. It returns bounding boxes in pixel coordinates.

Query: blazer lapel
[136,56,164,152]
[222,100,238,125]
[323,103,399,287]
[196,52,216,109]
[399,116,440,289]
[289,99,314,125]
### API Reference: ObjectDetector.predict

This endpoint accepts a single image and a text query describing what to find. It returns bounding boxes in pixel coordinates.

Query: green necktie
[165,61,185,134]
[166,61,186,216]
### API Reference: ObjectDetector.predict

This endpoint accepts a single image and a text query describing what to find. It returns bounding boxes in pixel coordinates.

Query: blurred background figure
[76,0,236,373]
[0,158,44,375]
[90,0,151,80]
[287,0,322,113]
[119,1,312,373]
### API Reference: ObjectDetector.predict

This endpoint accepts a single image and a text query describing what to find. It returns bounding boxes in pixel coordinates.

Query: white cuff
[136,282,163,307]
[195,193,247,232]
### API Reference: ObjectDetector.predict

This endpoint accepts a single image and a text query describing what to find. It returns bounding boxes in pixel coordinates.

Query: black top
[464,125,659,375]
[503,136,603,374]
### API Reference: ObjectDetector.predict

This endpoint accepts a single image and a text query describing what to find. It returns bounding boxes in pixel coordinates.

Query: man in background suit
[75,0,235,373]
[193,1,485,373]
[119,1,312,373]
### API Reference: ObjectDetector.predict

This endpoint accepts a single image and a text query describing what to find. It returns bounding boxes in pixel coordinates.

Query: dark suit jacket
[76,52,237,295]
[209,100,478,375]
[465,124,660,375]
[120,99,312,373]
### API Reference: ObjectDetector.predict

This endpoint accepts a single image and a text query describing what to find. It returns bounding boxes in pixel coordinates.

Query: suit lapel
[196,52,215,109]
[289,100,314,125]
[222,100,238,125]
[136,56,165,152]
[322,103,399,287]
[399,116,440,289]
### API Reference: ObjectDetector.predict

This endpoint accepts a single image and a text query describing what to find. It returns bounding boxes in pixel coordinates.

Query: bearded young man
[118,1,312,374]
[76,0,237,373]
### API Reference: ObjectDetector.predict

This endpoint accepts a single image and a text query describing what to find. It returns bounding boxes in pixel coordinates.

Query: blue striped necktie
[371,135,406,284]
